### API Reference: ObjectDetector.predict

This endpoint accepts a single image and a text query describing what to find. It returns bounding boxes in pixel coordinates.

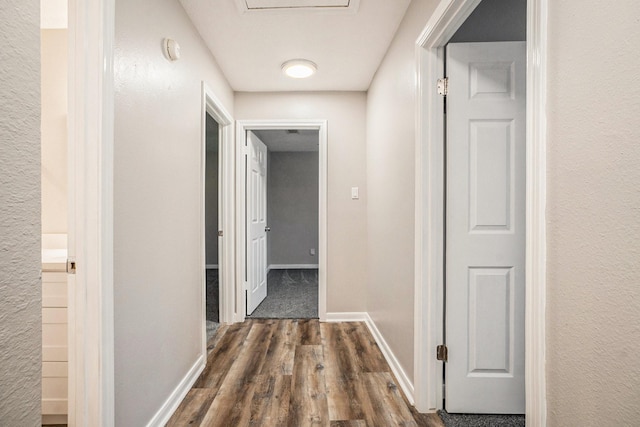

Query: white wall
[546,1,640,424]
[366,0,438,383]
[113,0,233,424]
[41,29,68,234]
[0,0,41,424]
[235,92,367,312]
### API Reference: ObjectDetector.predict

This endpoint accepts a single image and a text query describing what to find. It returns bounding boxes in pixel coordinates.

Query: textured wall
[366,0,438,383]
[546,1,640,424]
[267,151,319,266]
[235,92,368,313]
[0,0,42,425]
[41,29,68,234]
[114,0,233,424]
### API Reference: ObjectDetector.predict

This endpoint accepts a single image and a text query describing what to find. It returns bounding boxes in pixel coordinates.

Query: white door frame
[200,83,235,358]
[412,0,547,424]
[68,0,115,424]
[235,120,328,322]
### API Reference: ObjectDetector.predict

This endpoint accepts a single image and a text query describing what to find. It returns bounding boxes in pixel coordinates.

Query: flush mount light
[281,59,317,79]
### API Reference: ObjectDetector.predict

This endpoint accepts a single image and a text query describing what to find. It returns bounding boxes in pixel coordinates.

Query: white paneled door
[246,132,268,315]
[445,42,526,414]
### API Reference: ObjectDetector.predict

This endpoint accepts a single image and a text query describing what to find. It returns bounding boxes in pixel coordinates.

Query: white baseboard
[205,264,219,269]
[364,313,415,405]
[268,264,319,270]
[325,312,368,322]
[146,354,206,427]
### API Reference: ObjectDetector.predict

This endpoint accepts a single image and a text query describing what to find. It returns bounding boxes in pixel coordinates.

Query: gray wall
[449,0,526,43]
[205,115,219,266]
[113,0,234,424]
[267,151,319,266]
[0,0,42,424]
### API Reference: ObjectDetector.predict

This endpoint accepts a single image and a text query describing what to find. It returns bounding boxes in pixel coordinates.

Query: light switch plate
[351,187,359,200]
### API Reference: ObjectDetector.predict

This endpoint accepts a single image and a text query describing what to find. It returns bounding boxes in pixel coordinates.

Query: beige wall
[0,0,41,424]
[235,92,367,313]
[41,29,68,234]
[114,0,233,424]
[366,0,438,383]
[546,1,640,424]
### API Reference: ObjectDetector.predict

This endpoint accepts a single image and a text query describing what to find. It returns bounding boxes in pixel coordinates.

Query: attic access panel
[237,0,359,13]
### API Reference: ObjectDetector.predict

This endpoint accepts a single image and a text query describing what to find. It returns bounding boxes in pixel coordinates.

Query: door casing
[200,83,235,361]
[413,0,548,424]
[235,120,328,322]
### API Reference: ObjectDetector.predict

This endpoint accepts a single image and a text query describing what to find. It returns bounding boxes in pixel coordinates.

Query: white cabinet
[42,264,68,424]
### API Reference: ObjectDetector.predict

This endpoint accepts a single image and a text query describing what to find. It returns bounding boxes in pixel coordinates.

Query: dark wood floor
[167,319,443,427]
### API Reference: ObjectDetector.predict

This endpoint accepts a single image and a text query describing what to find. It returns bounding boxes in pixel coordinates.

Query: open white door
[445,41,526,414]
[246,131,268,315]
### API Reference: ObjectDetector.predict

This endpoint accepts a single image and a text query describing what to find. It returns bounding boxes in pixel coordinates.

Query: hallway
[167,320,443,426]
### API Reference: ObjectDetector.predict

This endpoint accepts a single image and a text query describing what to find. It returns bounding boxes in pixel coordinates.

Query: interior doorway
[200,84,234,354]
[205,114,221,342]
[41,2,72,424]
[413,0,547,421]
[236,120,328,322]
[442,2,527,417]
[245,129,320,319]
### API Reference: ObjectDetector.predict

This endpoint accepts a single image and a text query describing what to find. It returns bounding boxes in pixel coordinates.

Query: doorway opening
[440,0,527,422]
[200,83,234,355]
[246,129,320,319]
[414,0,547,422]
[205,113,221,342]
[236,120,328,323]
[41,2,72,424]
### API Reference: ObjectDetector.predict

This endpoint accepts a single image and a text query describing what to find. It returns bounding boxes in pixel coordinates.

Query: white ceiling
[178,0,411,91]
[252,130,319,152]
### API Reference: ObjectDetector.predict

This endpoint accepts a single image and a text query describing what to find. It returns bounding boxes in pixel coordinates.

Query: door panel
[445,41,526,414]
[246,132,268,314]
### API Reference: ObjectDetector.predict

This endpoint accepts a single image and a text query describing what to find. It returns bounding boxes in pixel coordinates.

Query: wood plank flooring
[167,319,443,427]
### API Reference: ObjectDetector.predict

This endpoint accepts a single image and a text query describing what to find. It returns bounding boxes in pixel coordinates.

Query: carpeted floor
[247,268,318,319]
[438,410,525,427]
[206,269,219,342]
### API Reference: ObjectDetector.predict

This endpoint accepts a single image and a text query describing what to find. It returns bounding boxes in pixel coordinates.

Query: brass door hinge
[436,344,448,362]
[67,258,77,274]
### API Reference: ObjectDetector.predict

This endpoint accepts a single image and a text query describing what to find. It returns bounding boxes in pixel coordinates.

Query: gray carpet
[438,410,525,427]
[206,269,219,342]
[247,269,318,319]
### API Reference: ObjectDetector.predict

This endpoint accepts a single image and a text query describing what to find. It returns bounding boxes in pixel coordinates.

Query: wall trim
[324,312,368,322]
[364,314,415,405]
[524,0,548,425]
[268,264,319,270]
[67,0,115,424]
[413,0,547,422]
[236,120,328,323]
[145,355,205,427]
[201,82,235,370]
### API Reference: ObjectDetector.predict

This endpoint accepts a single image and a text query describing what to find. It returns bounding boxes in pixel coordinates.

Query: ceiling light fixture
[282,59,317,79]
